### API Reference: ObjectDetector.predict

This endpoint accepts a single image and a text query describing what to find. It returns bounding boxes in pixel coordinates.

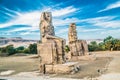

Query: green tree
[16,46,24,50]
[0,47,6,53]
[88,41,99,51]
[6,45,16,55]
[23,48,30,53]
[113,39,120,50]
[104,36,114,51]
[16,46,25,53]
[28,43,37,54]
[88,36,120,51]
[98,42,105,51]
[0,47,8,56]
[65,45,70,53]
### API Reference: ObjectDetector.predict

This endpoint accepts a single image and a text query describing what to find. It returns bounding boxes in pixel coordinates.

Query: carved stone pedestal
[44,62,80,74]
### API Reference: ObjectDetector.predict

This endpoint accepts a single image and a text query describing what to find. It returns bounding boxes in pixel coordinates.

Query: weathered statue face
[70,23,76,29]
[69,23,76,33]
[41,12,52,22]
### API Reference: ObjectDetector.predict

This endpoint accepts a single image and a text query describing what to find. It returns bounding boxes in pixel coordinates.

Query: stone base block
[45,65,53,74]
[45,62,80,74]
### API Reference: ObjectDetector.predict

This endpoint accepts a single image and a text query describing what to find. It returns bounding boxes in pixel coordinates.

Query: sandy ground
[0,55,39,75]
[97,51,120,80]
[0,51,120,80]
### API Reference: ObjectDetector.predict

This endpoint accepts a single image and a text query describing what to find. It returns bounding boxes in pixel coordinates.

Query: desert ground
[0,51,120,80]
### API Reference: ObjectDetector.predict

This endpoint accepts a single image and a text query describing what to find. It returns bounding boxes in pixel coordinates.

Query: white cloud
[19,32,32,35]
[8,27,32,32]
[55,16,120,29]
[1,6,120,39]
[100,29,120,39]
[54,16,120,30]
[98,1,120,12]
[81,16,120,28]
[82,16,116,22]
[3,11,15,18]
[0,6,78,30]
[93,20,120,28]
[9,27,39,32]
[3,7,21,16]
[41,16,120,39]
[55,26,103,35]
[56,28,68,35]
[19,31,39,36]
[53,18,80,27]
[0,11,41,28]
[77,28,103,32]
[52,6,78,17]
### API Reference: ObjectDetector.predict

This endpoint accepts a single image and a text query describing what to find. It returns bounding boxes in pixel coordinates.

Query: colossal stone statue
[37,12,66,73]
[68,23,89,58]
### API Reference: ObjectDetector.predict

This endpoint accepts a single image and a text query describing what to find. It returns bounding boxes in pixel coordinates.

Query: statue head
[70,23,76,28]
[40,12,55,43]
[40,12,52,23]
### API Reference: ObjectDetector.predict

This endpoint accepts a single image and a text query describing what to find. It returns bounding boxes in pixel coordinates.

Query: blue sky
[0,0,120,40]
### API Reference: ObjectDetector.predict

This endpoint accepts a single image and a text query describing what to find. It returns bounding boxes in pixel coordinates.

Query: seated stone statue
[37,12,65,68]
[68,23,89,58]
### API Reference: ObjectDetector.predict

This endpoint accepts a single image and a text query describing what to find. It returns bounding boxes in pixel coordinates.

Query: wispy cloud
[98,1,120,12]
[100,29,120,38]
[1,0,120,40]
[53,18,80,27]
[52,6,78,17]
[56,26,103,35]
[0,11,40,28]
[56,28,68,35]
[19,31,39,35]
[81,16,120,28]
[92,20,120,28]
[3,7,21,16]
[54,16,120,29]
[0,6,78,30]
[77,27,103,32]
[8,27,32,32]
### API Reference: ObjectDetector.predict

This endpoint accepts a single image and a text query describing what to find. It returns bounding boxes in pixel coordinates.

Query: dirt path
[98,52,120,80]
[107,53,120,73]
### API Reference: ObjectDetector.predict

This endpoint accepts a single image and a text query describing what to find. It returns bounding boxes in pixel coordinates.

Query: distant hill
[0,37,38,48]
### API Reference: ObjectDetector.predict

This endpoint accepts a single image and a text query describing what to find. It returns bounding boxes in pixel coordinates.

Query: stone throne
[37,12,66,73]
[68,23,89,60]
